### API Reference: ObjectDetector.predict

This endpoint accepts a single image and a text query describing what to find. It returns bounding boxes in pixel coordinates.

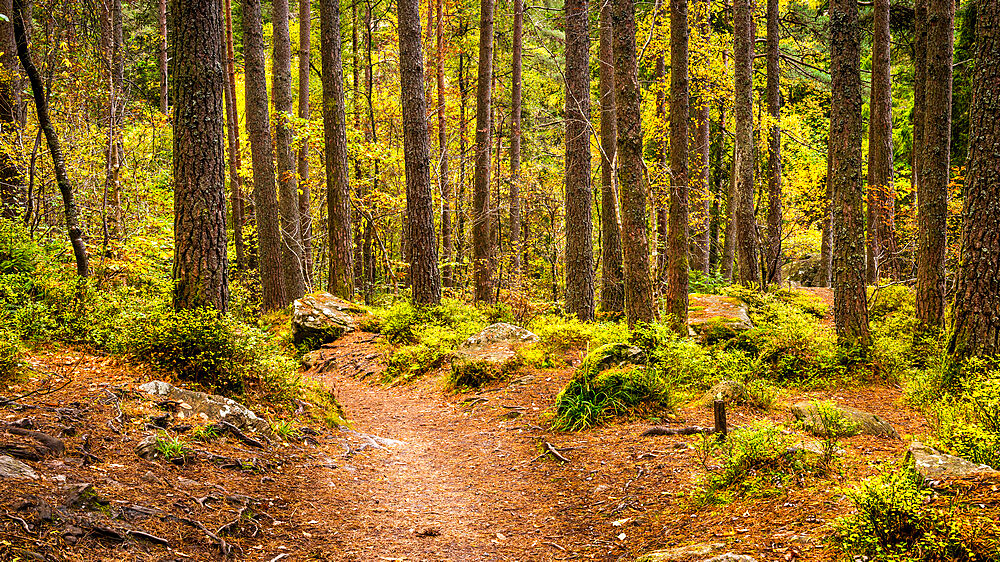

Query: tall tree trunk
[690,0,710,275]
[273,0,307,300]
[599,0,624,313]
[655,55,668,288]
[159,0,168,114]
[665,0,689,333]
[720,89,736,282]
[613,0,655,326]
[457,45,467,276]
[104,0,124,239]
[438,0,453,288]
[13,0,88,276]
[817,156,833,287]
[169,0,228,311]
[948,2,1000,363]
[765,0,782,284]
[912,0,926,252]
[399,0,442,305]
[299,0,313,287]
[733,0,760,287]
[321,0,356,299]
[243,0,286,310]
[867,0,896,283]
[0,0,25,219]
[363,1,378,298]
[564,0,594,321]
[916,0,952,332]
[509,0,523,276]
[223,0,246,272]
[473,0,496,304]
[829,0,871,348]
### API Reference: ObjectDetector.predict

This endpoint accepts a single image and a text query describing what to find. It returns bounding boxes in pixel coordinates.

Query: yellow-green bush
[0,329,24,381]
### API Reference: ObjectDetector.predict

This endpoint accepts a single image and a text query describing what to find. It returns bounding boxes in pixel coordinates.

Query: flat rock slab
[452,323,538,367]
[790,401,899,439]
[688,294,753,342]
[636,542,725,561]
[292,292,362,347]
[908,441,1000,483]
[138,380,271,439]
[0,454,38,479]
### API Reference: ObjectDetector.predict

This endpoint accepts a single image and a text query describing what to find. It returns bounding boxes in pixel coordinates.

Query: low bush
[832,466,990,561]
[694,422,803,504]
[447,356,523,390]
[0,329,24,381]
[526,314,628,365]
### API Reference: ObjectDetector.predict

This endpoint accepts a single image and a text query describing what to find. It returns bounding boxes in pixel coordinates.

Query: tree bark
[273,0,307,300]
[457,43,468,277]
[613,0,655,326]
[948,2,1000,362]
[564,0,594,321]
[168,0,228,311]
[509,0,523,277]
[399,0,442,305]
[912,0,926,247]
[598,0,624,313]
[473,0,496,304]
[689,0,710,275]
[655,55,667,289]
[13,0,88,276]
[0,0,25,220]
[222,0,246,273]
[104,0,124,239]
[321,0,356,300]
[817,173,833,287]
[829,0,871,348]
[866,0,897,283]
[299,0,313,287]
[915,0,952,332]
[243,0,286,310]
[733,0,760,287]
[438,0,453,288]
[665,0,689,333]
[159,0,168,114]
[765,0,782,284]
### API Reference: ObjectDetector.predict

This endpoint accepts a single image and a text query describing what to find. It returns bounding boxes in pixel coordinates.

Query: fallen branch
[0,377,74,408]
[164,514,236,558]
[641,425,716,437]
[5,427,65,456]
[529,442,572,464]
[216,421,266,449]
[126,529,170,547]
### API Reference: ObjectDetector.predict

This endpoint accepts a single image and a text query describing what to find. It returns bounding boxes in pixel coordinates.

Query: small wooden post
[713,399,728,440]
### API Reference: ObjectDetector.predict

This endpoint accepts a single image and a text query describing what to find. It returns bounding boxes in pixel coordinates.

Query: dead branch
[216,421,266,449]
[164,514,236,558]
[0,377,74,408]
[641,425,716,437]
[126,529,171,547]
[5,427,65,456]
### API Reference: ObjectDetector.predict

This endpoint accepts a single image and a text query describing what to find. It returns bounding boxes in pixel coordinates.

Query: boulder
[452,323,538,370]
[688,294,753,343]
[698,380,749,406]
[635,543,725,561]
[138,380,271,440]
[785,254,823,287]
[907,441,1000,483]
[790,401,899,439]
[0,454,38,479]
[291,292,362,347]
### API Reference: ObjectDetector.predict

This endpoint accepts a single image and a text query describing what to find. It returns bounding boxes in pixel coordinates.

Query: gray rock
[698,380,749,406]
[635,543,725,561]
[0,454,38,479]
[452,323,538,368]
[138,380,271,440]
[785,254,823,287]
[291,292,362,347]
[703,555,757,562]
[135,435,159,460]
[790,401,899,439]
[907,441,1000,483]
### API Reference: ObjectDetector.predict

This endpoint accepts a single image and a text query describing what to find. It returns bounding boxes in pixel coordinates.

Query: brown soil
[1,335,934,561]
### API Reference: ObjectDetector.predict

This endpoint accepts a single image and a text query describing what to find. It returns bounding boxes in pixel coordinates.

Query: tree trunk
[765,0,782,284]
[564,0,594,321]
[829,0,871,348]
[719,88,736,282]
[104,0,124,239]
[399,0,442,305]
[613,0,655,326]
[0,0,25,220]
[655,55,667,289]
[689,0,710,275]
[438,0,453,288]
[912,0,926,249]
[159,0,168,114]
[13,0,88,276]
[948,2,1000,362]
[222,0,246,273]
[598,0,624,313]
[473,0,496,304]
[169,0,228,312]
[665,0,689,333]
[867,0,896,283]
[273,0,307,300]
[299,0,313,287]
[243,0,286,310]
[916,0,952,332]
[321,0,356,299]
[733,0,760,287]
[509,0,523,277]
[457,45,467,277]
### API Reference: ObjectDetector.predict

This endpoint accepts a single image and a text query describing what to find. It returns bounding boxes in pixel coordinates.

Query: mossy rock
[697,380,749,406]
[574,342,646,382]
[291,292,362,348]
[790,401,899,439]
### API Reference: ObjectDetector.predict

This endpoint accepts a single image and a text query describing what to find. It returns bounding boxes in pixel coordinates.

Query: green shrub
[447,356,523,390]
[745,379,780,409]
[527,314,629,362]
[0,218,41,275]
[688,270,727,295]
[0,329,24,381]
[868,284,916,322]
[695,422,802,504]
[832,466,982,561]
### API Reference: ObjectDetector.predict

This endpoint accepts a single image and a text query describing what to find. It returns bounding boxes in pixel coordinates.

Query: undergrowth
[693,422,804,505]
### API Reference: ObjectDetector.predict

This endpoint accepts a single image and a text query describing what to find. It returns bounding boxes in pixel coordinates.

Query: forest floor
[0,319,930,562]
